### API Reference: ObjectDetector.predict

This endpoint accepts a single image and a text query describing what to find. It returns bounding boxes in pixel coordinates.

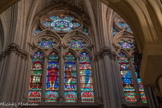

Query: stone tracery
[28,7,94,104]
[0,0,161,108]
[112,15,148,104]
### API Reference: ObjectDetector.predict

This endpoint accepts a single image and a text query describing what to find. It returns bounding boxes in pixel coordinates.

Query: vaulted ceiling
[34,0,91,18]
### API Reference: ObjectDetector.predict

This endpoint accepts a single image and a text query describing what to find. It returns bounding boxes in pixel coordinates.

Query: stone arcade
[0,0,162,108]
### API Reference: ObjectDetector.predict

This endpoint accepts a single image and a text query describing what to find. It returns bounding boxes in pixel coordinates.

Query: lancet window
[112,16,147,104]
[28,11,94,104]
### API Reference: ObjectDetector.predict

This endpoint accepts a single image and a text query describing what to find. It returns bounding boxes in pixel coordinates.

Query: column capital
[95,46,117,61]
[0,43,28,59]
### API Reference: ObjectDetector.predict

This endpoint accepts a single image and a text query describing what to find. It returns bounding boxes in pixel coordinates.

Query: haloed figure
[65,65,75,88]
[48,64,58,90]
[83,64,90,87]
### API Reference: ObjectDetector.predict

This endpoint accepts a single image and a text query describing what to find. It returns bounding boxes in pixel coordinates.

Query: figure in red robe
[48,64,58,90]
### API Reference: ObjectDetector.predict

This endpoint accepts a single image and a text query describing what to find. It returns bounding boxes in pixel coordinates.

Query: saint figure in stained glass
[118,52,137,103]
[47,64,58,90]
[80,52,94,102]
[46,52,59,102]
[65,65,75,89]
[64,52,77,102]
[29,51,44,102]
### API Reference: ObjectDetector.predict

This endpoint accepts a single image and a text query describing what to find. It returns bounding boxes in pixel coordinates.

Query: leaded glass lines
[37,40,56,49]
[28,51,44,102]
[64,52,77,102]
[30,13,94,104]
[118,41,134,50]
[80,52,94,102]
[43,16,80,32]
[45,52,59,102]
[68,40,86,50]
[113,17,148,104]
[118,52,137,103]
[132,57,147,103]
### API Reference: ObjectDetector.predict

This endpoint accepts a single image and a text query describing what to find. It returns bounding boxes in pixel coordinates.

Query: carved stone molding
[95,46,117,61]
[94,52,102,61]
[0,43,28,60]
[110,51,117,60]
[100,46,111,57]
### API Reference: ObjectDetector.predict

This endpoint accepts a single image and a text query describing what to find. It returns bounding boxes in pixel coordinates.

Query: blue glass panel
[44,16,80,32]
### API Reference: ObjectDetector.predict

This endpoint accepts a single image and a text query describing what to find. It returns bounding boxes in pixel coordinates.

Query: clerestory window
[112,16,147,104]
[28,13,94,103]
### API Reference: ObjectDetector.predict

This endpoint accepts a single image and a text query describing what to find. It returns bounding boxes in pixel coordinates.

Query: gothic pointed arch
[63,30,93,50]
[112,15,148,104]
[46,51,59,102]
[79,52,94,102]
[27,2,96,104]
[28,51,44,102]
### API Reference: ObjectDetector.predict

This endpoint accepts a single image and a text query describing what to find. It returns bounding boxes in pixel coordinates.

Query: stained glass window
[136,74,147,103]
[80,52,94,102]
[114,17,148,104]
[34,30,41,36]
[132,57,147,103]
[112,26,118,37]
[118,52,137,103]
[82,27,89,35]
[117,22,132,32]
[43,16,80,32]
[37,40,56,49]
[118,41,134,49]
[64,52,77,102]
[68,40,86,50]
[28,51,44,102]
[117,22,129,28]
[30,13,95,104]
[45,52,59,102]
[34,26,41,36]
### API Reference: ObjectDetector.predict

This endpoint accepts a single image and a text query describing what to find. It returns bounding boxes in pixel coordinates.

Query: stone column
[97,58,109,108]
[1,51,18,102]
[102,53,117,108]
[10,54,21,102]
[0,43,28,108]
[59,46,64,103]
[93,57,102,104]
[144,87,159,108]
[16,58,26,102]
[96,46,123,108]
[22,54,32,103]
[42,56,48,103]
[0,56,7,97]
[76,56,81,103]
[129,58,142,104]
[111,56,124,107]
